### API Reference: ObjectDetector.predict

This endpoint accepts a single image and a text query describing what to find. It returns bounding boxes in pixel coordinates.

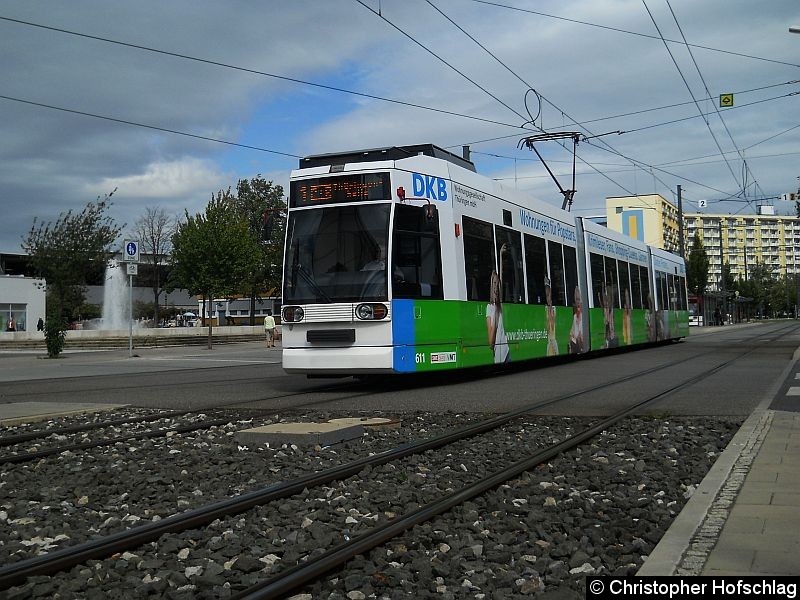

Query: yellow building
[605,195,680,253]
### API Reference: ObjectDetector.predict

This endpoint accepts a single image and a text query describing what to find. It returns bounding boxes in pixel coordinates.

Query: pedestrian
[37,317,44,332]
[263,312,276,348]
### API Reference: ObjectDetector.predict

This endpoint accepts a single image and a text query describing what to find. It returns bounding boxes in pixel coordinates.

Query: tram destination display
[290,172,391,207]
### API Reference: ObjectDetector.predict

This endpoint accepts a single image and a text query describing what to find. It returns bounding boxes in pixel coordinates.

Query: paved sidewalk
[640,338,800,576]
[702,410,800,575]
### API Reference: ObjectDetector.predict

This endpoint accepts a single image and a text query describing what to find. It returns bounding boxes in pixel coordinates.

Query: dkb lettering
[411,173,448,201]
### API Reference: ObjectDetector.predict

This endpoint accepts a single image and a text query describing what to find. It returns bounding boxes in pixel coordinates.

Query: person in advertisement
[486,244,510,363]
[545,276,558,356]
[569,285,583,354]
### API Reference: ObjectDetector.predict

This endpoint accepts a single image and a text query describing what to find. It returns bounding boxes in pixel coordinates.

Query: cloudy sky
[1,0,798,252]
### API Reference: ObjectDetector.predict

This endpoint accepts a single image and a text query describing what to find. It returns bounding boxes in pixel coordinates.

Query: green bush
[44,314,68,358]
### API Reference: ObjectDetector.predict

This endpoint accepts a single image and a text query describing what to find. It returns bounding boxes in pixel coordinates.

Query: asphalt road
[1,321,797,416]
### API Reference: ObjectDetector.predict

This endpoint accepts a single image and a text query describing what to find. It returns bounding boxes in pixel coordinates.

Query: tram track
[0,416,234,465]
[230,322,798,599]
[0,378,370,454]
[1,323,795,593]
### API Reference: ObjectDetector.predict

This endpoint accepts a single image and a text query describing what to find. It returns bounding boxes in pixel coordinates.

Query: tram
[281,144,688,375]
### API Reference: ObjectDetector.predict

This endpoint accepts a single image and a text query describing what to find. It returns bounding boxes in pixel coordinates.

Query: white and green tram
[281,144,688,375]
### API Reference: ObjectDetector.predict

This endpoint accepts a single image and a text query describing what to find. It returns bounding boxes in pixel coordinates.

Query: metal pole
[743,243,748,281]
[677,185,685,259]
[129,274,133,357]
[719,219,725,324]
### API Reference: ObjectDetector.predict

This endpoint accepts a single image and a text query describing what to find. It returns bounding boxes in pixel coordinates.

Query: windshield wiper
[293,264,332,303]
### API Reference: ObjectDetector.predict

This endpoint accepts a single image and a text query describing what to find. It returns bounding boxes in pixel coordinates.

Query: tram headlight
[356,303,387,320]
[282,306,304,322]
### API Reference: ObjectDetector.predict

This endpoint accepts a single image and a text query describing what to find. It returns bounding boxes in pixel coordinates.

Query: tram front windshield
[283,204,391,304]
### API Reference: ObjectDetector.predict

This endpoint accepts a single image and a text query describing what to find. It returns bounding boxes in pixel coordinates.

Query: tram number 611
[415,352,426,364]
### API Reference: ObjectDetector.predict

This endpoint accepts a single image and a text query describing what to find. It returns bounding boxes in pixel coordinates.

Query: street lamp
[790,26,800,33]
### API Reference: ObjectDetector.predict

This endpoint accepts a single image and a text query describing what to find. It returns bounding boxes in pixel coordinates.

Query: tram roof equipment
[298,144,476,173]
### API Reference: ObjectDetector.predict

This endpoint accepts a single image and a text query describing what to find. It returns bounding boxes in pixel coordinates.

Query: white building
[0,275,46,331]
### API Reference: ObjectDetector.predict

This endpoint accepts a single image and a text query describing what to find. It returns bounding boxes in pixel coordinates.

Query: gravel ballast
[0,410,741,599]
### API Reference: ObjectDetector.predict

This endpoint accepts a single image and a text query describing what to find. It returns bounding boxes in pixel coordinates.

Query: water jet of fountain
[100,261,130,331]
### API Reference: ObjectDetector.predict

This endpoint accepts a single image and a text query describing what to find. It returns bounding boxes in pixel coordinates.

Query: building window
[1,303,26,331]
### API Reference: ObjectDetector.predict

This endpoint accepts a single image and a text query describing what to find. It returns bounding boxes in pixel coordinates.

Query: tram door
[391,204,444,300]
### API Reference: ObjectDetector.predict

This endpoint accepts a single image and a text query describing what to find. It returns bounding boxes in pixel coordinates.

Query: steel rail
[0,410,188,447]
[1,323,794,590]
[232,324,796,600]
[0,418,233,465]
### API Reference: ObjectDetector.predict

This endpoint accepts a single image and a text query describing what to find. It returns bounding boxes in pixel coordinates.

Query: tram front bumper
[282,345,395,375]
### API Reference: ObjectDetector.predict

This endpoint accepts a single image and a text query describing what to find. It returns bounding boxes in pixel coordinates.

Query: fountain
[100,261,130,330]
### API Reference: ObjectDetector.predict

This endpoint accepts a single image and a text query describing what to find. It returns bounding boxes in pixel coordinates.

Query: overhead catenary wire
[468,0,800,70]
[425,0,742,205]
[418,0,641,197]
[5,10,779,196]
[0,15,540,136]
[620,91,800,135]
[578,79,799,127]
[451,83,799,150]
[583,138,734,198]
[0,94,303,159]
[353,0,530,124]
[664,0,763,200]
[452,0,789,207]
[641,0,743,193]
[1,9,773,211]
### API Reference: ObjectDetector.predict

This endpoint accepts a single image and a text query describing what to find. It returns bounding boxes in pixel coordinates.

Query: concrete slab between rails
[638,340,800,576]
[235,422,365,447]
[0,402,128,426]
[327,417,402,430]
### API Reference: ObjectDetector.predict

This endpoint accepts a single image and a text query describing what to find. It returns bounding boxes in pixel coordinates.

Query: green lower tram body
[391,299,689,373]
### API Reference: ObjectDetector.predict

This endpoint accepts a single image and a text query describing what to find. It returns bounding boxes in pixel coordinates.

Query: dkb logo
[412,173,448,202]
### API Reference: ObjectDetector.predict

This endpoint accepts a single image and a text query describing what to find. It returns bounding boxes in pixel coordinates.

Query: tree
[722,262,736,294]
[169,192,261,349]
[768,275,792,317]
[132,206,174,325]
[22,193,122,357]
[686,232,710,298]
[746,261,775,318]
[231,176,286,324]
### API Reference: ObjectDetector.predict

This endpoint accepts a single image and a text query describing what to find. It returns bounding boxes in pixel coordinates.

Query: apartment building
[602,197,800,293]
[684,207,800,292]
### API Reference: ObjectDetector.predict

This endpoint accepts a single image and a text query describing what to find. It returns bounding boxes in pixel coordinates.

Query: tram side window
[589,253,605,309]
[630,264,643,309]
[640,266,652,308]
[495,226,524,303]
[563,246,579,308]
[667,274,677,310]
[603,256,619,309]
[547,241,567,306]
[679,276,688,310]
[463,216,496,302]
[669,273,686,311]
[524,234,547,304]
[656,271,668,309]
[392,204,443,300]
[618,261,632,310]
